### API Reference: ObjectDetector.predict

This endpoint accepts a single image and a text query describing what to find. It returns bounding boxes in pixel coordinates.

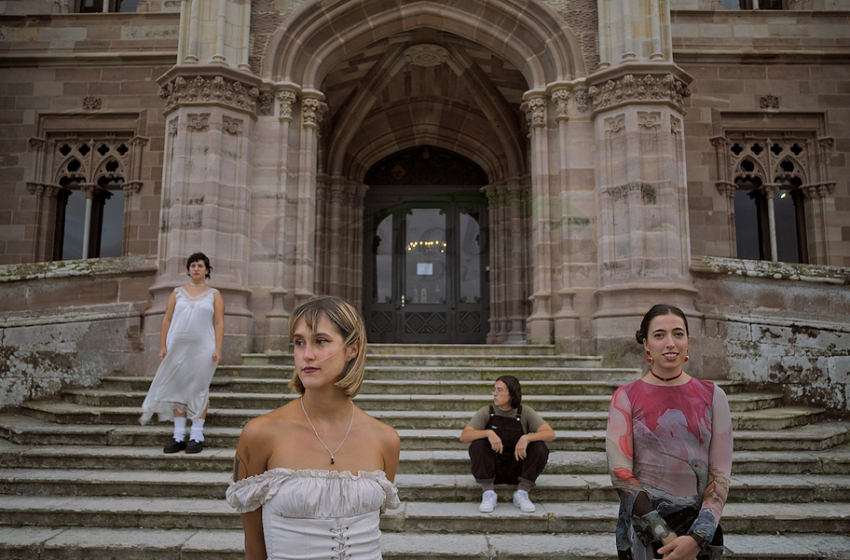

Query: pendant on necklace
[330,457,335,465]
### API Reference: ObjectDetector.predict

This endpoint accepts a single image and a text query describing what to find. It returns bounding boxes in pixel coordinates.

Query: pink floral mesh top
[606,378,733,557]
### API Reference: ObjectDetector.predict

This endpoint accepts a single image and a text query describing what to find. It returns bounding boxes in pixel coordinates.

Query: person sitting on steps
[459,375,556,513]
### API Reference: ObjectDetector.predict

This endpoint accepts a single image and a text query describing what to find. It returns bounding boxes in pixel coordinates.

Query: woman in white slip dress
[139,252,225,454]
[226,296,401,560]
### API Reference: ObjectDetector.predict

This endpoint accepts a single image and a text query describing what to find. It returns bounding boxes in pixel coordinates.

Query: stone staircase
[1,344,850,559]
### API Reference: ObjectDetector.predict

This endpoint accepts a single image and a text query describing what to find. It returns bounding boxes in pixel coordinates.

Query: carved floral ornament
[588,74,691,112]
[158,75,260,113]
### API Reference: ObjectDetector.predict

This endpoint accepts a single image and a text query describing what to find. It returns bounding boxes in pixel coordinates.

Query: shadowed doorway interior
[363,146,489,344]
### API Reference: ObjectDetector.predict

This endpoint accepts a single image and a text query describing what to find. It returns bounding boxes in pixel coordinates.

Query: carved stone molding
[574,91,589,113]
[187,113,210,131]
[760,94,780,110]
[83,96,102,111]
[588,74,691,112]
[27,182,60,198]
[158,75,260,113]
[715,181,736,198]
[602,181,657,205]
[605,115,625,134]
[122,181,144,195]
[258,92,274,116]
[403,44,449,67]
[802,182,836,199]
[222,116,242,135]
[638,111,661,130]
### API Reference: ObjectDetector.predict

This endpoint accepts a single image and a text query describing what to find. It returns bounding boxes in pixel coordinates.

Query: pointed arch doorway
[362,146,489,344]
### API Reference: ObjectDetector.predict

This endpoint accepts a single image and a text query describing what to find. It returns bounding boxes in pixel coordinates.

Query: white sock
[189,419,205,442]
[173,417,187,442]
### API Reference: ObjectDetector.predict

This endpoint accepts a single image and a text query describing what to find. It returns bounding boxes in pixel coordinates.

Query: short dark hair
[635,303,689,344]
[495,375,522,409]
[186,252,212,279]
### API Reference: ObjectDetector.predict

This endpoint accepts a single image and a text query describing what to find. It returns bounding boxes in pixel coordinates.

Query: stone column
[292,91,325,306]
[265,87,299,350]
[152,70,260,363]
[590,0,699,362]
[522,91,554,345]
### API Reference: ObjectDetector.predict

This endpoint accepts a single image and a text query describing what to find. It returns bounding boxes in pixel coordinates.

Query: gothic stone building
[1,0,849,412]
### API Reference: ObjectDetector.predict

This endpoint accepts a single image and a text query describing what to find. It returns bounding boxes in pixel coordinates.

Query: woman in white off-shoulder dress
[226,296,401,560]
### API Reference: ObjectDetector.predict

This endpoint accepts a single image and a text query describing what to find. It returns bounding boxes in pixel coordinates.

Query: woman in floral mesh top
[606,304,733,560]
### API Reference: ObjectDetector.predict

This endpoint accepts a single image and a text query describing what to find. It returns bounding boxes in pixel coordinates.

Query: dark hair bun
[635,330,645,344]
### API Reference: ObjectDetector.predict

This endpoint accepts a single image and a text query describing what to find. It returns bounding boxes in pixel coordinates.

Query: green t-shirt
[466,404,547,435]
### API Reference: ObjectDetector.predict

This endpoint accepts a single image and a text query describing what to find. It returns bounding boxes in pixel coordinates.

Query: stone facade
[0,0,848,412]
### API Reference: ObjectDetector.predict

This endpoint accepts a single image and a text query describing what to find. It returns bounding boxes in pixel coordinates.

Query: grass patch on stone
[741,521,759,535]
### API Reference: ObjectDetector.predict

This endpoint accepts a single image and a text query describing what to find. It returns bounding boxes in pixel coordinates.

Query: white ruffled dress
[226,468,400,560]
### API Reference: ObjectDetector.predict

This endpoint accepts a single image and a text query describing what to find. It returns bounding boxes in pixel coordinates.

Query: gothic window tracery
[28,132,147,262]
[713,129,836,265]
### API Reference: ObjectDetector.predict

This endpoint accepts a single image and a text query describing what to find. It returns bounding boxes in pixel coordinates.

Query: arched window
[717,135,821,264]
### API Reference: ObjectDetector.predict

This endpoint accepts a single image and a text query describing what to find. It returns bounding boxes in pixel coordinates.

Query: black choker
[650,369,683,382]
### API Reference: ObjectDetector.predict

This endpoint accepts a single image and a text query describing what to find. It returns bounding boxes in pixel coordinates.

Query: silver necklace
[300,397,354,465]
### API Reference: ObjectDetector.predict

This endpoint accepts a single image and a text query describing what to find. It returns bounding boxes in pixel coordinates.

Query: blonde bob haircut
[287,296,367,397]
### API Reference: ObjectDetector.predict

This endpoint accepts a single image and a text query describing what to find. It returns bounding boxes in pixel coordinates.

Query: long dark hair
[495,374,522,409]
[635,303,689,344]
[186,252,212,279]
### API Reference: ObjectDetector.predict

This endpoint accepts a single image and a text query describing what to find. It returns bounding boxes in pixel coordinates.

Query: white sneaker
[512,489,535,513]
[479,490,498,513]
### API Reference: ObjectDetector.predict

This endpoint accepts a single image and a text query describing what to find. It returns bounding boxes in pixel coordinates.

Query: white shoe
[479,490,498,513]
[513,489,535,513]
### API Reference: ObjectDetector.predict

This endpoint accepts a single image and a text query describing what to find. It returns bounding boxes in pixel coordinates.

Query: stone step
[3,468,849,504]
[107,376,749,396]
[1,438,848,476]
[59,388,782,413]
[1,495,848,534]
[2,527,849,560]
[240,353,606,368]
[4,413,848,453]
[16,401,828,431]
[215,364,641,381]
[365,344,561,356]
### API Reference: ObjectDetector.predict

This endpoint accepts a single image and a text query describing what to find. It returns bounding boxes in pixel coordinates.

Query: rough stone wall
[546,0,600,74]
[0,257,156,407]
[693,257,850,415]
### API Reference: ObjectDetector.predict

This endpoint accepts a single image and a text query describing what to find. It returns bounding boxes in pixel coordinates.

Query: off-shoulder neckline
[232,468,390,485]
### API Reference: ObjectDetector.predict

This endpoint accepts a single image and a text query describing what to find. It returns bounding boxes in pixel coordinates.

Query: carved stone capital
[301,96,323,128]
[158,75,260,114]
[588,73,691,112]
[550,88,570,120]
[522,94,548,128]
[222,116,242,135]
[277,89,298,120]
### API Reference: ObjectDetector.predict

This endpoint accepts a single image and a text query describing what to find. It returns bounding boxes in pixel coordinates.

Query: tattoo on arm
[233,452,245,480]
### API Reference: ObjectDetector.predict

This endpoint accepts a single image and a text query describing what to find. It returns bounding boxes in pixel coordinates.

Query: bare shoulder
[240,403,298,444]
[359,409,400,448]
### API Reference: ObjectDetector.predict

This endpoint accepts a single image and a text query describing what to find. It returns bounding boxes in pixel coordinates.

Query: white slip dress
[226,469,400,560]
[139,286,218,424]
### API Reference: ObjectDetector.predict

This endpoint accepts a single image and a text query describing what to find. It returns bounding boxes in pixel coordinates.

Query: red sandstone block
[89,82,121,95]
[55,68,103,82]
